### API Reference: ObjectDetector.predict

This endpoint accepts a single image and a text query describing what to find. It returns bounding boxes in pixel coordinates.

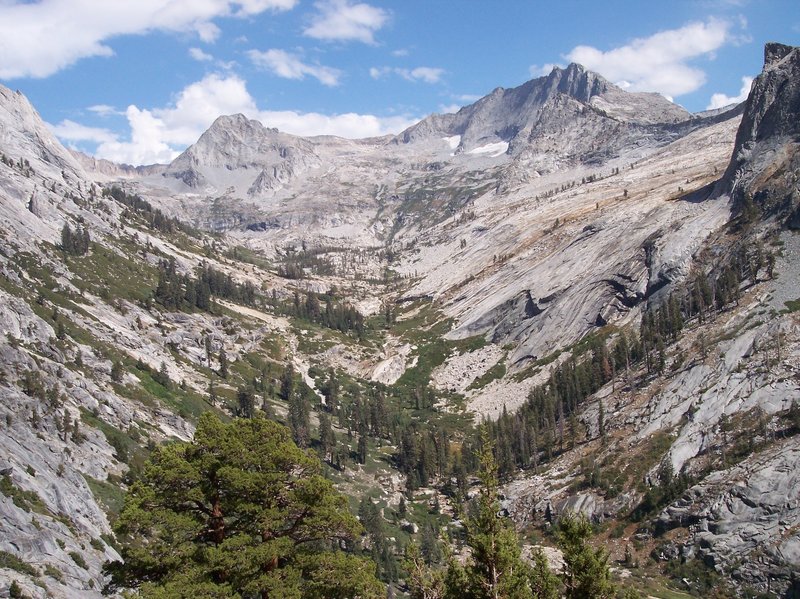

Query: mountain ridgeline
[0,43,798,598]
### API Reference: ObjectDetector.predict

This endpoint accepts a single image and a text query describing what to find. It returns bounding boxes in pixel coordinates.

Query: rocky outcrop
[0,85,87,181]
[719,43,800,223]
[657,438,800,595]
[69,150,165,180]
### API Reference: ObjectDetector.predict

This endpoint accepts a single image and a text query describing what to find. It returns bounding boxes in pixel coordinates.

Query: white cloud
[247,49,341,86]
[303,0,388,44]
[256,110,415,139]
[370,66,444,84]
[706,75,753,109]
[398,67,444,84]
[234,0,297,14]
[89,73,262,164]
[439,104,462,114]
[369,66,391,79]
[529,63,563,77]
[49,119,119,145]
[52,73,417,165]
[87,104,121,117]
[0,0,298,79]
[391,48,409,57]
[456,94,482,103]
[189,47,213,62]
[564,18,733,97]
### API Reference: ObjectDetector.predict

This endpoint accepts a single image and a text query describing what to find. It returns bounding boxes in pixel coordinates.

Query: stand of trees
[278,290,365,338]
[405,430,614,599]
[60,223,90,255]
[486,239,776,481]
[154,257,257,311]
[105,185,196,235]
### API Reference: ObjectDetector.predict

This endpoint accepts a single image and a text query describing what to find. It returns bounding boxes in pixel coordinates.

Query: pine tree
[280,363,295,400]
[111,361,124,383]
[405,541,445,599]
[60,222,73,253]
[358,432,368,465]
[444,428,559,599]
[155,361,171,389]
[9,581,23,599]
[237,385,256,418]
[218,348,228,379]
[288,390,310,448]
[318,412,335,461]
[322,368,339,412]
[208,379,218,405]
[557,512,615,599]
[204,335,213,364]
[598,401,606,445]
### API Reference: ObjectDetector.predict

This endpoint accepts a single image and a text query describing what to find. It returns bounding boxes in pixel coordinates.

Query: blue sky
[0,0,797,165]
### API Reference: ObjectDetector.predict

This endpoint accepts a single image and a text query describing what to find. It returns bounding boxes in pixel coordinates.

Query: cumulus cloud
[49,120,119,145]
[189,47,214,62]
[247,49,341,86]
[87,104,121,117]
[304,0,389,44]
[369,66,391,79]
[529,63,563,77]
[370,66,444,83]
[439,104,462,114]
[257,110,414,139]
[706,75,753,109]
[0,0,298,79]
[564,18,733,97]
[398,67,444,83]
[51,73,417,165]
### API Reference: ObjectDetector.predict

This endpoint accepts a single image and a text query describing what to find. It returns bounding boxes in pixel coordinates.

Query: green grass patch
[390,302,484,393]
[394,332,485,394]
[0,475,49,516]
[43,564,65,582]
[128,365,216,422]
[79,408,149,472]
[783,298,800,313]
[83,475,126,522]
[0,549,39,577]
[226,245,273,270]
[467,356,507,390]
[68,551,88,570]
[67,242,158,303]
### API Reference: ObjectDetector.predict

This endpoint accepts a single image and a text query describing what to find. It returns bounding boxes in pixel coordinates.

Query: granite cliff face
[721,42,800,225]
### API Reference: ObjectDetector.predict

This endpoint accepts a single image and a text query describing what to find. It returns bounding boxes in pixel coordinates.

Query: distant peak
[211,113,252,128]
[562,62,586,74]
[542,62,610,104]
[543,63,587,78]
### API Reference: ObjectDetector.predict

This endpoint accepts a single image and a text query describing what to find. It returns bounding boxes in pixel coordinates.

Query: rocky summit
[0,43,799,598]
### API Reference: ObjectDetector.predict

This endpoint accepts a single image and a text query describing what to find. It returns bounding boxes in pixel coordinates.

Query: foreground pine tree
[557,512,616,599]
[104,412,385,599]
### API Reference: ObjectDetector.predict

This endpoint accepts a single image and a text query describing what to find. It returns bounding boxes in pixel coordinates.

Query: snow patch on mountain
[467,141,509,157]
